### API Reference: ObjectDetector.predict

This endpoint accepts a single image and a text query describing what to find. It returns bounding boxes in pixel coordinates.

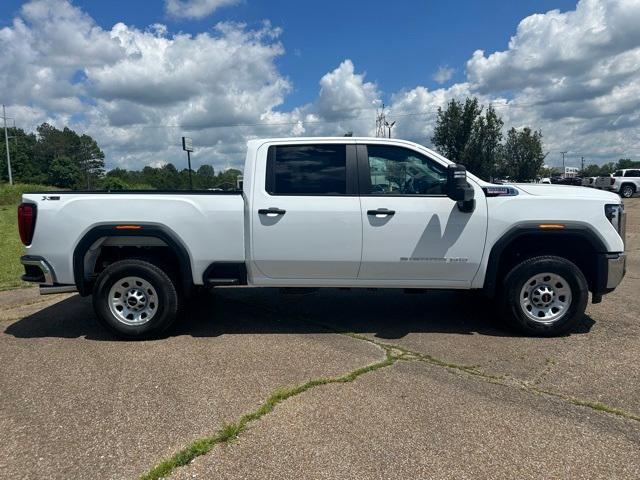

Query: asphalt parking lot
[1,198,639,480]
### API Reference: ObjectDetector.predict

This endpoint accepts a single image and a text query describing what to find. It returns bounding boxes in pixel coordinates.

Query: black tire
[620,184,635,198]
[500,255,588,337]
[92,259,179,339]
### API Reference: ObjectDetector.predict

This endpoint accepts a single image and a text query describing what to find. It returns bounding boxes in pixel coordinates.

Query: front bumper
[606,253,626,289]
[591,252,626,303]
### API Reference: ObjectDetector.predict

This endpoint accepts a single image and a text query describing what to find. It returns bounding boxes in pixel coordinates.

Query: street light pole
[384,120,396,139]
[560,151,567,176]
[182,136,194,190]
[2,105,12,185]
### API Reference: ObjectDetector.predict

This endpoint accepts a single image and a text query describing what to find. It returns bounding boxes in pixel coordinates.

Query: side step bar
[39,285,78,295]
[205,278,240,286]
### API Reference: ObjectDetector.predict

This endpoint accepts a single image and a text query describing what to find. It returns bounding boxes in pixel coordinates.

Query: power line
[98,99,556,131]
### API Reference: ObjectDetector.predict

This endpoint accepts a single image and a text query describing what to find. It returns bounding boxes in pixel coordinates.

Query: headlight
[605,203,626,245]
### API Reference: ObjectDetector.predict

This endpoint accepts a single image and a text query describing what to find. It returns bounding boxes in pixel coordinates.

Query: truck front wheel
[92,259,179,339]
[501,256,588,336]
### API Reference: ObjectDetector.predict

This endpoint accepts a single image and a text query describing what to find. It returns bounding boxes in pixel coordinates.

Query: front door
[357,143,488,286]
[251,142,362,281]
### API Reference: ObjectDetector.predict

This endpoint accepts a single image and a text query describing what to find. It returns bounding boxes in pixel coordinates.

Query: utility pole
[2,105,12,185]
[581,156,584,173]
[560,151,567,176]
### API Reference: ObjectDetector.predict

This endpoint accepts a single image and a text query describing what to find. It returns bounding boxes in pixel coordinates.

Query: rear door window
[267,145,346,195]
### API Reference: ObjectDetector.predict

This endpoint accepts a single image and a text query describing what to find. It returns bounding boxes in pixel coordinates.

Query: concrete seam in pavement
[247,298,640,424]
[140,338,399,480]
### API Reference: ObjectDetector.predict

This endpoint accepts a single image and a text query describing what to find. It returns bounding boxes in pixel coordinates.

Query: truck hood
[512,183,621,202]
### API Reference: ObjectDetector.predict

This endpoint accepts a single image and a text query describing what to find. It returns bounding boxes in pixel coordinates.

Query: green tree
[432,97,481,164]
[215,168,242,190]
[0,127,41,183]
[75,134,105,189]
[49,156,80,188]
[157,163,181,189]
[432,98,504,180]
[616,158,640,170]
[101,176,131,190]
[599,162,616,175]
[581,164,603,177]
[502,127,546,182]
[463,106,504,180]
[196,164,216,189]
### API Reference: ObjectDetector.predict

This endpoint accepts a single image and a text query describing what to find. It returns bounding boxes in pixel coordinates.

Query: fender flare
[73,223,193,296]
[482,223,607,297]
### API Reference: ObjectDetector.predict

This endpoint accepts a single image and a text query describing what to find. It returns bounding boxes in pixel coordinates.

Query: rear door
[250,142,362,281]
[356,142,487,286]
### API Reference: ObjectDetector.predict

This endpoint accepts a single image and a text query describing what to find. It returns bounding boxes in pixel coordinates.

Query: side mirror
[447,164,474,202]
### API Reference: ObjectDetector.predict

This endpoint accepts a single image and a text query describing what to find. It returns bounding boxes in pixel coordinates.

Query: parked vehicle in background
[17,137,626,339]
[603,169,640,198]
[552,176,583,186]
[581,177,597,187]
[540,178,552,184]
[595,174,613,190]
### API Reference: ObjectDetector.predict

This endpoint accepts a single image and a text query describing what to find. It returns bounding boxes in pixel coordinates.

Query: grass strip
[528,386,640,423]
[140,350,396,480]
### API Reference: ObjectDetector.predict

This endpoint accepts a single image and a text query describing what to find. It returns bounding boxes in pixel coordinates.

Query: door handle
[367,208,395,216]
[258,207,286,216]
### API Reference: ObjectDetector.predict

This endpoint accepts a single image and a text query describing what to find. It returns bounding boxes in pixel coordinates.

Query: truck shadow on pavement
[5,287,595,341]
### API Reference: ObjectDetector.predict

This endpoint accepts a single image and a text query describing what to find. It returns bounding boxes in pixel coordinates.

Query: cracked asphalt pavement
[1,198,639,479]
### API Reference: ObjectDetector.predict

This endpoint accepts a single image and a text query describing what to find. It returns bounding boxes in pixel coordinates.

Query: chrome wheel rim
[622,186,633,198]
[519,272,572,324]
[108,276,158,326]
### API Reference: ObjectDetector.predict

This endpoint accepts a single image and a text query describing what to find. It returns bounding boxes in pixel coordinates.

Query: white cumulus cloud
[164,0,240,19]
[432,65,455,84]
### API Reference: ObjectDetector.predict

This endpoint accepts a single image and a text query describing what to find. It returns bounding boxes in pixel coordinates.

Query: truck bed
[22,191,246,286]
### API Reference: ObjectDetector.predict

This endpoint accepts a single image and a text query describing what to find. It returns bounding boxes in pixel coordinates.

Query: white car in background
[606,169,640,198]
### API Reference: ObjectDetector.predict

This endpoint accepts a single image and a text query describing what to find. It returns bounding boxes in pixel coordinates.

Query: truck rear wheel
[620,184,635,198]
[92,259,179,339]
[500,255,588,336]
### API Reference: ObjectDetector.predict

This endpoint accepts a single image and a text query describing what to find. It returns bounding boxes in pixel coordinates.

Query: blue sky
[1,0,638,170]
[1,0,577,109]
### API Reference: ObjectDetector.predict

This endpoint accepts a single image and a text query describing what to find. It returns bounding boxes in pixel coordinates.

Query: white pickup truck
[18,138,626,338]
[595,169,640,198]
